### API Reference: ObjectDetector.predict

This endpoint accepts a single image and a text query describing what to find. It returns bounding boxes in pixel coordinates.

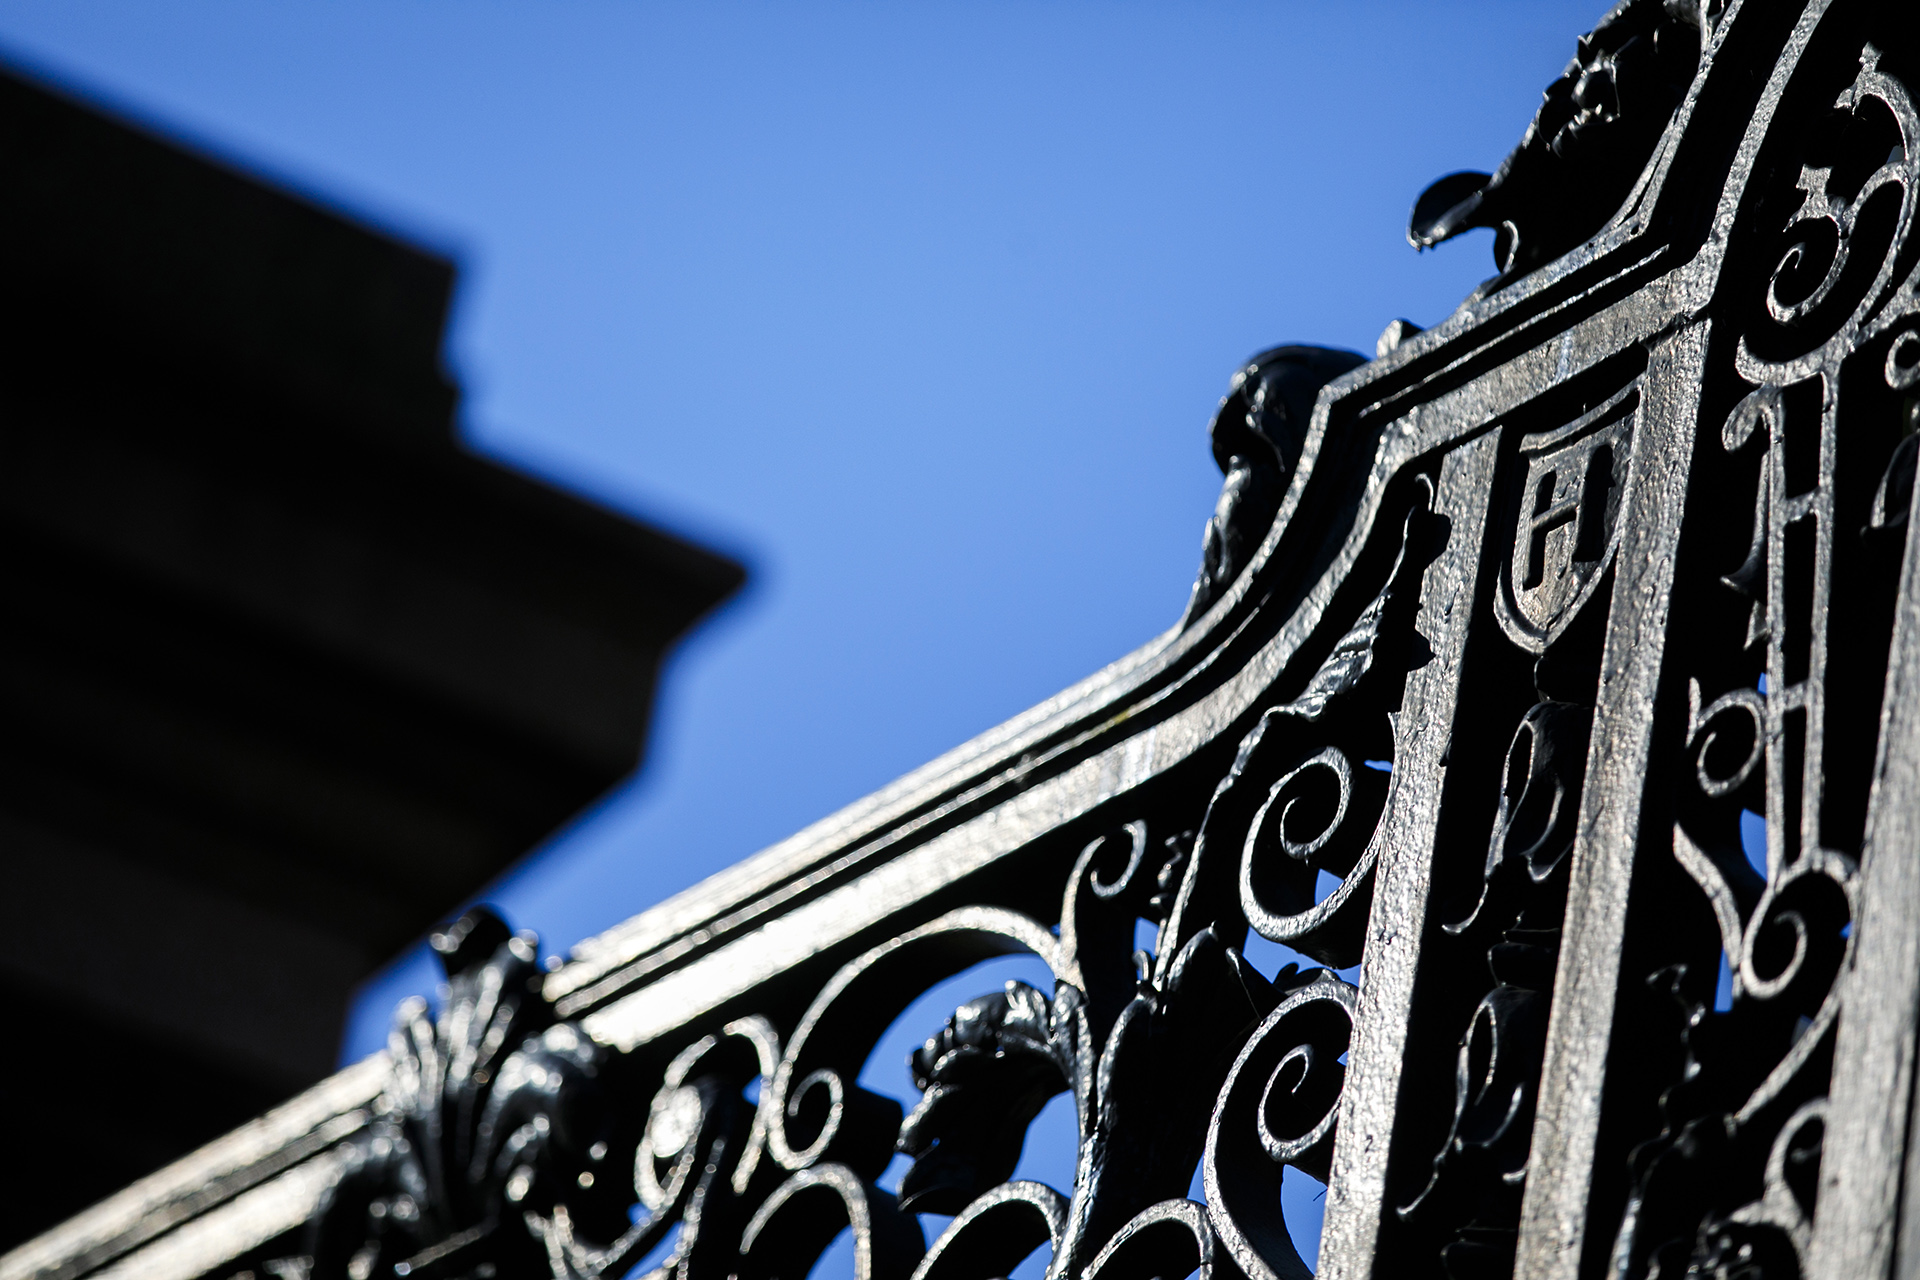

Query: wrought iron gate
[12,1,1920,1277]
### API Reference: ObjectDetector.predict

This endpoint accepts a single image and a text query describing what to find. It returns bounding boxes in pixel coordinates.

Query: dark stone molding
[0,61,743,1251]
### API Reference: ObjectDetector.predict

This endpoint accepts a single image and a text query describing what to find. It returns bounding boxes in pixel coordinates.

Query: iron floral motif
[309,910,630,1280]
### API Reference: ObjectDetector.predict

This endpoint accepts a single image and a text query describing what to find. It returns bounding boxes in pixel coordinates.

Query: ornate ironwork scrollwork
[301,462,1445,1280]
[41,8,1920,1280]
[1603,16,1919,1279]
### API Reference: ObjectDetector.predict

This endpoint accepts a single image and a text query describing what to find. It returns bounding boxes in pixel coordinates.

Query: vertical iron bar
[1318,429,1501,1279]
[1815,397,1920,1280]
[1515,321,1708,1280]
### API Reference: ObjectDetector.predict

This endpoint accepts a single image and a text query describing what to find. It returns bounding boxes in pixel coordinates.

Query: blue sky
[0,1,1605,1267]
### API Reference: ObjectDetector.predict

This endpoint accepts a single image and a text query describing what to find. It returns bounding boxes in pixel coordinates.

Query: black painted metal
[12,2,1920,1278]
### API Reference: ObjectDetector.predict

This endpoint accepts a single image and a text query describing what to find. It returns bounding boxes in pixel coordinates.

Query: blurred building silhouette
[0,64,742,1247]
